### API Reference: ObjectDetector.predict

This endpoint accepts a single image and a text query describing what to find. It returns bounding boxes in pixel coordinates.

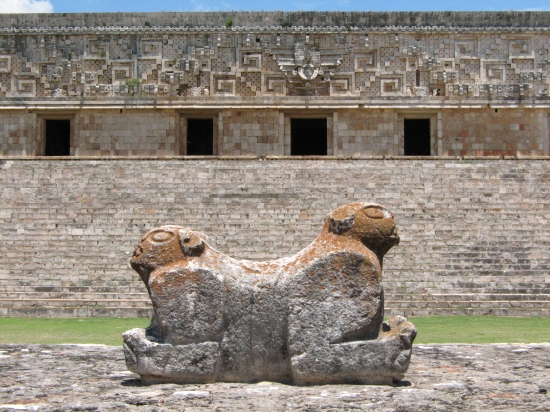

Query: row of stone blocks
[4,281,549,294]
[386,307,550,317]
[1,299,549,317]
[3,291,550,301]
[0,306,152,318]
[0,275,546,289]
[2,307,548,318]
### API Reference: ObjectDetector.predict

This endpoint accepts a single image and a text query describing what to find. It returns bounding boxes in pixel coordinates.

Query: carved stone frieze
[0,24,548,100]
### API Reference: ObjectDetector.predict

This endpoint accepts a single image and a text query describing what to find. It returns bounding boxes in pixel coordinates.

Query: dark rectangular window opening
[404,119,431,156]
[187,118,214,155]
[291,118,327,156]
[45,119,71,156]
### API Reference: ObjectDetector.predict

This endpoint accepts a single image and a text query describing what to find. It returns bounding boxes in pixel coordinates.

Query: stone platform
[0,343,548,411]
[2,159,550,319]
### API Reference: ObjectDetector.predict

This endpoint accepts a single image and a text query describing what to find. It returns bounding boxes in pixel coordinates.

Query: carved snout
[130,244,150,284]
[389,225,400,245]
[133,244,143,258]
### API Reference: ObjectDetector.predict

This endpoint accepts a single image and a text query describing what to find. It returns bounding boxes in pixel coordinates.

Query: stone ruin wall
[2,12,550,102]
[0,13,549,317]
[0,158,548,317]
[0,12,549,158]
[1,108,549,157]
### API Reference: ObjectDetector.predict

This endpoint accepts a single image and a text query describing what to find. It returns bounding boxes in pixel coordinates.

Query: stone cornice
[2,155,550,161]
[2,25,550,35]
[1,98,548,110]
[2,11,550,32]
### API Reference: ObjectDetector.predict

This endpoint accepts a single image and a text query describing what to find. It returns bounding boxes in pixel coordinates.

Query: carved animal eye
[364,207,385,219]
[150,230,175,243]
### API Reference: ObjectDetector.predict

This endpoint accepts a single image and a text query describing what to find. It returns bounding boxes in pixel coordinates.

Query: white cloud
[0,0,54,13]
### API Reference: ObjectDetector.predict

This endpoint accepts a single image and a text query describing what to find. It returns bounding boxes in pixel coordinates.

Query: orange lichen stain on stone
[328,202,363,221]
[285,231,380,275]
[132,202,398,292]
[136,202,394,301]
[436,365,464,373]
[488,392,525,399]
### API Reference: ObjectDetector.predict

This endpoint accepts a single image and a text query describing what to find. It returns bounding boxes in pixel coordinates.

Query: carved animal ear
[178,229,205,257]
[329,216,354,235]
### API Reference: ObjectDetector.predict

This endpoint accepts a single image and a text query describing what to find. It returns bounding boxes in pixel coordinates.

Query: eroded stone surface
[124,202,415,384]
[0,343,548,411]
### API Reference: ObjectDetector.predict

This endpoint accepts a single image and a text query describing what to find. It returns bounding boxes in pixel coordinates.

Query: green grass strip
[410,316,550,344]
[0,317,150,346]
[0,316,548,346]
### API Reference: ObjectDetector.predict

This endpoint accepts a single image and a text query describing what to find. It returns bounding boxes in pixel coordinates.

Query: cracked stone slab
[0,343,548,411]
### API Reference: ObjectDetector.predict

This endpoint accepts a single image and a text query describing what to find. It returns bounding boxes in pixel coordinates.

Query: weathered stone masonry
[0,12,550,157]
[0,158,549,317]
[0,12,549,317]
[1,108,548,157]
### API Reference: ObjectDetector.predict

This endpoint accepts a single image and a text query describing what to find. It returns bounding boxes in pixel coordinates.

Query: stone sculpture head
[325,202,399,258]
[130,225,205,284]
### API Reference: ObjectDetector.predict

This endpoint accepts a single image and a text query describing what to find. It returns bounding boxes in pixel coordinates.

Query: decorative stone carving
[123,202,416,385]
[274,42,342,92]
[0,20,548,99]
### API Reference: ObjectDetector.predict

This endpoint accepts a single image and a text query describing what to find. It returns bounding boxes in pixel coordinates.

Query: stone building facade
[0,11,549,158]
[0,12,549,317]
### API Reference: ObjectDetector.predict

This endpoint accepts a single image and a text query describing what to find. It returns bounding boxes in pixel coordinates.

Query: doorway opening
[187,118,214,155]
[45,119,71,156]
[404,119,431,156]
[291,118,327,156]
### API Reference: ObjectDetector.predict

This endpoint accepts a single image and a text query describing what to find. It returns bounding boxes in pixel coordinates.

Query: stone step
[387,300,550,309]
[384,277,550,283]
[2,304,548,318]
[5,284,550,295]
[0,306,153,318]
[0,285,146,294]
[388,287,550,295]
[0,292,148,299]
[1,295,549,308]
[387,293,550,302]
[4,289,548,300]
[8,292,548,302]
[0,298,151,309]
[10,280,142,288]
[386,307,550,317]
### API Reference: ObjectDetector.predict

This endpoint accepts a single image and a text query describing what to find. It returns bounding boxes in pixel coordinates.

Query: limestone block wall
[0,158,549,317]
[0,11,550,161]
[441,108,549,156]
[0,113,35,156]
[220,110,280,155]
[0,108,548,157]
[74,110,177,156]
[335,109,397,156]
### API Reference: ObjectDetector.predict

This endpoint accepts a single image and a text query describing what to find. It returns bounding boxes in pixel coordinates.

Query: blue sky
[1,0,549,14]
